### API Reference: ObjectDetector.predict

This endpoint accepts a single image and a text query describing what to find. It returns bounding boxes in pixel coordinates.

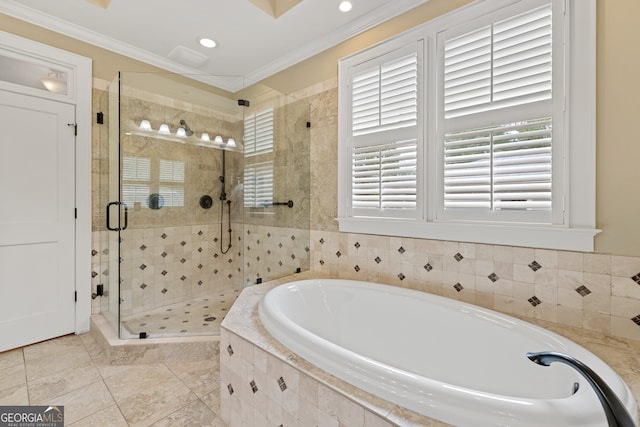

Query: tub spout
[527,351,635,427]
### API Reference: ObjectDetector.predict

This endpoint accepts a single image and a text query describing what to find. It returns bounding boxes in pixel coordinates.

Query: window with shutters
[122,156,150,207]
[244,161,274,209]
[159,159,184,207]
[338,0,598,251]
[244,108,274,156]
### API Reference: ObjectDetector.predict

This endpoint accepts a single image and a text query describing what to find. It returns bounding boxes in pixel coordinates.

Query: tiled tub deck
[220,272,640,427]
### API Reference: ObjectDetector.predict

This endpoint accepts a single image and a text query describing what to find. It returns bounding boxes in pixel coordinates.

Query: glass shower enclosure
[96,72,310,339]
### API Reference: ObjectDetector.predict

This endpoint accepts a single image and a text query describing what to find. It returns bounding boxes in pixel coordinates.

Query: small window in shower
[244,161,273,209]
[122,156,150,206]
[243,108,274,156]
[159,159,185,207]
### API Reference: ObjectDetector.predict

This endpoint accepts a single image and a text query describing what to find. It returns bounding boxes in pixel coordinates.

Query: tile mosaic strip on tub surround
[310,230,640,342]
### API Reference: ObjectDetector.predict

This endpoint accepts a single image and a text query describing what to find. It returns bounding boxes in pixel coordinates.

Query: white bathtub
[258,279,638,427]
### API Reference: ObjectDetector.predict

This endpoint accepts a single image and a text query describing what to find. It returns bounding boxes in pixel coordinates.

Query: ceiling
[0,0,429,92]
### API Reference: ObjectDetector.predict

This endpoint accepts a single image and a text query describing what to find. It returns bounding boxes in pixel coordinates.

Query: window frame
[337,0,598,251]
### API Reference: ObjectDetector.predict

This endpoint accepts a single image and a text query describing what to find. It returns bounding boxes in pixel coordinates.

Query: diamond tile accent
[197,247,203,253]
[319,238,325,244]
[291,235,295,240]
[632,273,640,285]
[528,261,542,271]
[375,256,382,264]
[161,252,167,258]
[632,315,640,326]
[528,296,542,306]
[161,270,168,276]
[277,377,287,391]
[488,273,499,283]
[575,285,591,297]
[319,259,325,266]
[398,246,405,254]
[140,283,147,289]
[398,273,405,281]
[227,383,234,395]
[161,288,168,294]
[354,265,360,272]
[336,251,342,258]
[139,264,147,270]
[180,275,186,281]
[227,344,234,356]
[454,253,464,262]
[161,233,167,239]
[180,258,186,264]
[454,283,463,292]
[139,244,147,251]
[424,263,433,272]
[91,249,98,256]
[354,242,361,249]
[250,380,258,393]
[198,230,203,236]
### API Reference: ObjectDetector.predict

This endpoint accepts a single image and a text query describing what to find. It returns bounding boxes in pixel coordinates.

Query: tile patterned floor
[0,334,228,426]
[121,289,240,338]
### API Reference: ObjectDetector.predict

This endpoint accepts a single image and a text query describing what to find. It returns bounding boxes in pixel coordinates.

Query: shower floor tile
[121,289,241,338]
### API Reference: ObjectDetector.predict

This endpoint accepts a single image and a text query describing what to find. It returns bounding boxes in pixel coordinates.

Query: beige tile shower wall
[91,224,244,318]
[243,225,311,286]
[297,79,640,343]
[310,230,640,342]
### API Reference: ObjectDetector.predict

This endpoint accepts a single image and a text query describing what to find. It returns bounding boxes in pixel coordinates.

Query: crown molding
[0,0,430,93]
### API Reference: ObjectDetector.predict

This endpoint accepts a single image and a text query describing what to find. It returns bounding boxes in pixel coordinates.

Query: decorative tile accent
[354,242,360,249]
[180,241,186,246]
[250,380,258,393]
[632,273,640,285]
[424,263,433,272]
[140,244,147,250]
[319,238,324,244]
[529,261,542,271]
[227,344,234,356]
[139,264,147,270]
[354,265,360,272]
[180,275,187,281]
[140,283,147,289]
[632,315,640,326]
[180,258,186,264]
[575,285,591,297]
[336,251,342,258]
[291,235,296,240]
[375,256,382,264]
[319,259,325,265]
[528,296,542,307]
[91,249,98,256]
[161,233,167,239]
[454,283,463,292]
[161,288,168,294]
[161,270,168,276]
[277,377,287,391]
[398,246,405,254]
[227,383,234,395]
[454,253,464,262]
[198,230,203,236]
[161,252,167,258]
[488,273,499,282]
[398,273,405,281]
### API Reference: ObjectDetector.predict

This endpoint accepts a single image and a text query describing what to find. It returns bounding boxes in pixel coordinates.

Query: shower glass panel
[100,72,310,339]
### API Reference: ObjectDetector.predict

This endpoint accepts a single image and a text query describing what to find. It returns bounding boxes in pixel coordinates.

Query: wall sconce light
[176,127,187,138]
[139,120,152,131]
[226,137,236,148]
[158,124,171,134]
[200,133,211,142]
[213,135,224,145]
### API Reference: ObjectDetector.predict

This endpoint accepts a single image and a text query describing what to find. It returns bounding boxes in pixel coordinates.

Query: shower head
[179,119,194,136]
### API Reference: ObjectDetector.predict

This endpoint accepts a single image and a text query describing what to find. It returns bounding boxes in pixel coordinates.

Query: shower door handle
[106,201,128,231]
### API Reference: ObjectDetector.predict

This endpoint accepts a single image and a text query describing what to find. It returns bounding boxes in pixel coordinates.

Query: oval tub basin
[258,279,638,426]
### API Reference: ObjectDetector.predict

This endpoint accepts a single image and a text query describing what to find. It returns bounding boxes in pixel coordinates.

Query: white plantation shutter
[159,160,185,207]
[346,43,421,219]
[440,4,555,220]
[352,140,417,212]
[122,156,150,206]
[444,118,552,210]
[244,108,273,156]
[244,161,273,208]
[444,5,552,119]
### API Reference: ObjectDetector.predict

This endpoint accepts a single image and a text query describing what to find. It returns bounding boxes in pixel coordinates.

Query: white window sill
[337,217,600,252]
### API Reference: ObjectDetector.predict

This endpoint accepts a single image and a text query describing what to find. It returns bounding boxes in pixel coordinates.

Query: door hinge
[74,291,77,302]
[68,123,77,136]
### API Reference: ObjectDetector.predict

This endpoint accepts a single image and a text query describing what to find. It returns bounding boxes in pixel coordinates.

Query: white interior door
[0,89,76,352]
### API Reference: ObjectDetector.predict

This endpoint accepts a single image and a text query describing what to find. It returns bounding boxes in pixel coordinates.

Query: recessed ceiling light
[339,1,352,12]
[198,37,217,48]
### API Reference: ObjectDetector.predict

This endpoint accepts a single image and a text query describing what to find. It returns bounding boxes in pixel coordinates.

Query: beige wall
[3,0,640,256]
